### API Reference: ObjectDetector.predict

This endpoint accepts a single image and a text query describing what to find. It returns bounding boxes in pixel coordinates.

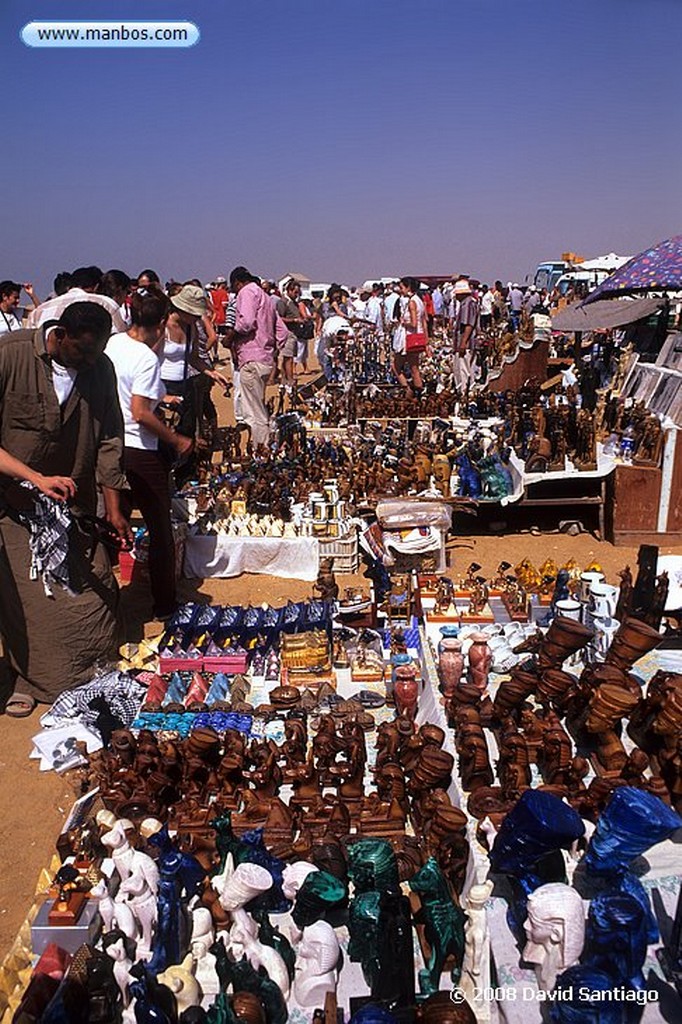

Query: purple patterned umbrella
[582,234,682,305]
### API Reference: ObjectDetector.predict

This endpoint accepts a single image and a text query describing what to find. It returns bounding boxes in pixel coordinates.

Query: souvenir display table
[3,548,682,1024]
[177,477,355,581]
[183,534,321,582]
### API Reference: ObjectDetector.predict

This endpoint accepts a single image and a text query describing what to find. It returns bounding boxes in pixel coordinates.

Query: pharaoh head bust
[293,920,340,1007]
[523,883,585,991]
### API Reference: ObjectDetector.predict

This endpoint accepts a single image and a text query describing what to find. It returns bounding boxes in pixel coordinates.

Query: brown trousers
[0,517,119,703]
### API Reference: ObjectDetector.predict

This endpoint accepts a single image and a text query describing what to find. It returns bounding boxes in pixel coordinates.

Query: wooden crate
[608,429,682,545]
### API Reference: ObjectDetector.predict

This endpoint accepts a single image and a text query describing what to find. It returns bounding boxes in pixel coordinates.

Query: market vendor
[0,302,132,717]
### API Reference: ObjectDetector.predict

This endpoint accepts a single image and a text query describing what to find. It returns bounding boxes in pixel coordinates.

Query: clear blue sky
[3,0,681,293]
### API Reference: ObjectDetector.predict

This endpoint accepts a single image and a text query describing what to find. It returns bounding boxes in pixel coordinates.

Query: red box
[203,654,248,674]
[118,550,147,584]
[159,655,203,673]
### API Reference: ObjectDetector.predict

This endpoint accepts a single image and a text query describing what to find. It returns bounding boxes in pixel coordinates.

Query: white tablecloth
[522,442,616,486]
[183,534,320,581]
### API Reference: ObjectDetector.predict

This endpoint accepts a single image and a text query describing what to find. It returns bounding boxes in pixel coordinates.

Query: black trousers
[122,447,176,616]
[162,377,197,438]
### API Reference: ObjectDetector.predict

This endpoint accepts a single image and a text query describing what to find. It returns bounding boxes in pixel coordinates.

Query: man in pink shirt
[228,266,288,447]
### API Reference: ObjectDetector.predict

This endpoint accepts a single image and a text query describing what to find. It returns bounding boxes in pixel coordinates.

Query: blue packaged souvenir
[217,605,244,634]
[162,672,187,705]
[206,672,231,704]
[282,600,304,632]
[191,604,222,633]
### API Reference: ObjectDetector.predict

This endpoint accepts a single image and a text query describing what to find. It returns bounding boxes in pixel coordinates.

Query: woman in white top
[392,276,428,395]
[160,286,228,483]
[105,291,192,620]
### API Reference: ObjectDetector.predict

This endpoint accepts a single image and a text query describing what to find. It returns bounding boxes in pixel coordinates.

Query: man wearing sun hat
[452,278,480,393]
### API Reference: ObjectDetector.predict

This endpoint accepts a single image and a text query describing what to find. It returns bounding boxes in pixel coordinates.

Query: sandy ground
[1,372,681,962]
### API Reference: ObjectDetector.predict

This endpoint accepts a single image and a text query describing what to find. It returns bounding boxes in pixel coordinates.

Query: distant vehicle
[304,282,331,300]
[533,252,631,295]
[555,268,611,298]
[533,261,570,292]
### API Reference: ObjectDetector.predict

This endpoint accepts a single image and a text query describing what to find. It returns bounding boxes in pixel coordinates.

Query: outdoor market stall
[3,538,682,1024]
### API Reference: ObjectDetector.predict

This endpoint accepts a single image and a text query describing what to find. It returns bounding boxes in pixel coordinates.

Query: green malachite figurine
[348,890,382,988]
[373,886,416,1008]
[291,869,348,929]
[347,838,399,893]
[409,856,466,996]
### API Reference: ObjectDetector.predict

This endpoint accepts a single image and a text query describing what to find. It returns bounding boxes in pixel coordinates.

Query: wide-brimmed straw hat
[171,284,208,317]
[454,279,472,296]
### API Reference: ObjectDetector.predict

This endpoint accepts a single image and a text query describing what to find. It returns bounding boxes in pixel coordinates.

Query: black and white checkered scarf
[15,483,74,595]
[43,669,147,729]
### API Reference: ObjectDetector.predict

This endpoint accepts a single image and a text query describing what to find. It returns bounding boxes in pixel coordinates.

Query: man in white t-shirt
[364,283,386,338]
[352,284,370,317]
[106,333,165,447]
[28,266,126,333]
[508,283,524,331]
[480,285,495,330]
[383,283,400,323]
[105,290,192,621]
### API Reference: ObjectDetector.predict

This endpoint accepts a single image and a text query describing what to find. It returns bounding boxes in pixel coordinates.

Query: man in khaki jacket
[0,302,131,715]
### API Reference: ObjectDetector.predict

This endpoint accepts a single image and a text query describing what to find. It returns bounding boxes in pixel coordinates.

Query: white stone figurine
[478,816,499,851]
[523,883,586,991]
[157,954,201,1015]
[211,849,235,897]
[190,906,221,1005]
[139,816,164,848]
[91,877,139,948]
[99,816,135,882]
[459,879,494,1022]
[282,861,319,902]
[116,853,159,955]
[293,920,340,1008]
[227,907,290,997]
[218,862,273,912]
[100,820,159,954]
[103,930,135,1008]
[95,809,118,833]
[100,821,147,884]
[91,877,117,933]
